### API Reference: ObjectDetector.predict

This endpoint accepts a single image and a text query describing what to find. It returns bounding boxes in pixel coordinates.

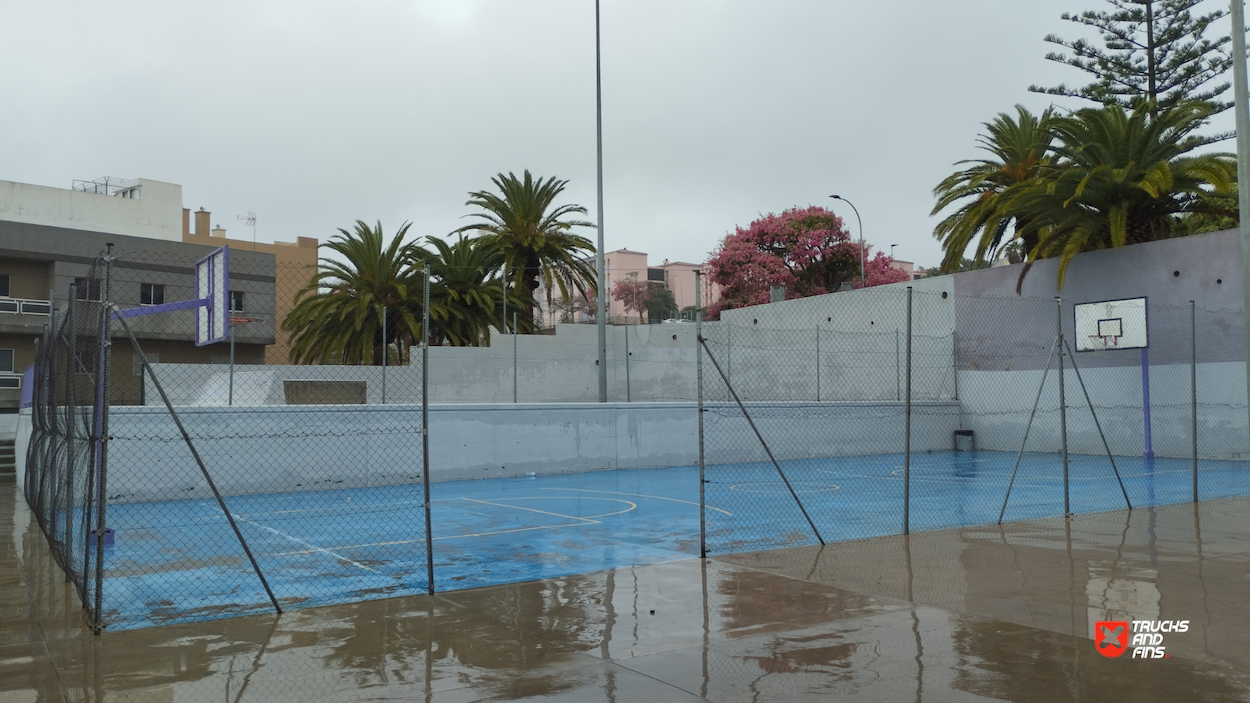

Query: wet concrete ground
[4,481,1249,702]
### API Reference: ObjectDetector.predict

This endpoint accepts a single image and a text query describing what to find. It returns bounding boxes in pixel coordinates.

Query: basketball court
[95,449,1250,629]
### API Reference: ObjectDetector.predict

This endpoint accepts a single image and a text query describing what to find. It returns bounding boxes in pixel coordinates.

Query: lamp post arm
[830,195,865,288]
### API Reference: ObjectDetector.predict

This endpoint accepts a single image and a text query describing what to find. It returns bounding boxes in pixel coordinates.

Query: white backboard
[1074,297,1147,352]
[195,246,229,346]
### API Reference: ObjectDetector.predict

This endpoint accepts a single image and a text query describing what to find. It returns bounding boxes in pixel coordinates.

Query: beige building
[181,209,318,364]
[537,248,720,325]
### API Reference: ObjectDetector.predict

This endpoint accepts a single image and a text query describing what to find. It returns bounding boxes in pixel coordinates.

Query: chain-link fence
[697,287,1250,559]
[24,256,108,627]
[18,246,1250,633]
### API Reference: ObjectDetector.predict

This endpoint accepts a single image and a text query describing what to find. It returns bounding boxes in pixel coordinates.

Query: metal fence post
[381,304,387,404]
[63,288,77,581]
[896,328,901,401]
[92,244,115,634]
[625,322,631,402]
[228,321,235,406]
[695,271,706,558]
[904,288,912,535]
[1057,297,1070,516]
[1191,300,1198,503]
[513,312,518,403]
[815,327,820,402]
[423,263,435,594]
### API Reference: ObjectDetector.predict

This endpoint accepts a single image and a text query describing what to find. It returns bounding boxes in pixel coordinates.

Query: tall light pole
[890,244,898,259]
[595,0,608,402]
[830,194,864,287]
[1231,0,1250,443]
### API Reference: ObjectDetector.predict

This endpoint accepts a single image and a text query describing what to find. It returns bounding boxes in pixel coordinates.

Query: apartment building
[0,177,280,412]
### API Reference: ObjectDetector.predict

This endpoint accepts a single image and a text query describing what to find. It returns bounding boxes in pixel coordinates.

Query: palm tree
[282,221,429,365]
[424,235,531,346]
[1011,101,1236,289]
[455,171,597,324]
[931,105,1058,272]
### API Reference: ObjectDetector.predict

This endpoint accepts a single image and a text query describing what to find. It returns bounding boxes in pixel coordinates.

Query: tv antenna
[237,211,257,249]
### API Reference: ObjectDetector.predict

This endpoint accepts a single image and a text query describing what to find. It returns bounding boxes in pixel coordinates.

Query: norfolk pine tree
[1028,0,1234,117]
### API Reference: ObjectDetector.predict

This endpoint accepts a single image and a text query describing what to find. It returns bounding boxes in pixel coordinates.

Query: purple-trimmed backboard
[195,246,230,346]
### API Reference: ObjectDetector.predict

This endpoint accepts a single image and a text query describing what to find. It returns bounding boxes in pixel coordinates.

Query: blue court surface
[99,450,1250,629]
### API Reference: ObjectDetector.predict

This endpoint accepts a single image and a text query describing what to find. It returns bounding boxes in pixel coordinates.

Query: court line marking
[273,497,640,556]
[457,497,599,523]
[539,487,734,516]
[475,496,638,520]
[729,482,840,494]
[200,502,388,576]
[275,523,584,555]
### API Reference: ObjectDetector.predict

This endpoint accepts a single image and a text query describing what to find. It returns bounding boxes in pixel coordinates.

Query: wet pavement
[5,481,1250,702]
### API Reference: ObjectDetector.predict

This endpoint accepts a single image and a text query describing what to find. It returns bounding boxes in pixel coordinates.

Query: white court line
[540,487,734,516]
[202,501,388,576]
[458,497,600,523]
[485,496,638,519]
[274,497,639,556]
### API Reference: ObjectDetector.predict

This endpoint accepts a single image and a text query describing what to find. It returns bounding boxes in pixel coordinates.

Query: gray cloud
[0,0,1237,268]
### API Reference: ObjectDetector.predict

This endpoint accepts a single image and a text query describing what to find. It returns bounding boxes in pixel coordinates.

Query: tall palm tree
[424,235,531,346]
[1012,101,1236,289]
[931,106,1058,272]
[282,221,430,365]
[455,171,597,323]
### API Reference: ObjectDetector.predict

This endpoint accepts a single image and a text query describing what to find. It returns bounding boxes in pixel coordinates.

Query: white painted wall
[94,400,959,504]
[14,409,30,494]
[956,362,1250,460]
[0,178,183,241]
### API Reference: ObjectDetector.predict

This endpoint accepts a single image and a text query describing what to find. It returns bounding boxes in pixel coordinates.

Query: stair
[0,439,15,482]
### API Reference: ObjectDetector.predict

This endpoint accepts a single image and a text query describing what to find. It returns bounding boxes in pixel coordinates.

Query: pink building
[535,248,720,325]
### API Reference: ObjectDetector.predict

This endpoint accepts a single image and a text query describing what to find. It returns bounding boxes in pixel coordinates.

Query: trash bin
[954,430,975,452]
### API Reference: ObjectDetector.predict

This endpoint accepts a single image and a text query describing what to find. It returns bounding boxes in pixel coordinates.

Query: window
[0,349,13,374]
[0,274,9,297]
[75,277,102,301]
[229,290,244,313]
[140,283,165,306]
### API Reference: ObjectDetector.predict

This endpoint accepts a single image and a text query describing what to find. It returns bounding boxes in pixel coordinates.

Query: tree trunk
[1146,0,1157,117]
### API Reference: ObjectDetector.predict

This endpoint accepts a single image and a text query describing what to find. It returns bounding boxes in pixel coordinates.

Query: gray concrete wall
[956,362,1249,460]
[91,400,958,504]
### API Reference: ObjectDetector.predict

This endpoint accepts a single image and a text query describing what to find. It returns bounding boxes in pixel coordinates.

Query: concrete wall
[0,179,184,242]
[956,362,1249,460]
[92,400,959,504]
[14,409,29,493]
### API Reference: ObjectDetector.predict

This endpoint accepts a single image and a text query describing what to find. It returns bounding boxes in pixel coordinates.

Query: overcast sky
[0,0,1239,269]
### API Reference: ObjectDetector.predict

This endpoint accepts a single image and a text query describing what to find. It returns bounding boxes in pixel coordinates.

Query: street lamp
[594,0,608,402]
[890,244,897,258]
[829,195,864,287]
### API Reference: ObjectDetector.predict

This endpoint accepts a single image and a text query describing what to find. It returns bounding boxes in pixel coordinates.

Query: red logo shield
[1095,620,1130,658]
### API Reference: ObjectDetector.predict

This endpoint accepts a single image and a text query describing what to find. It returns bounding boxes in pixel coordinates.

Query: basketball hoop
[1089,334,1120,349]
[229,317,263,326]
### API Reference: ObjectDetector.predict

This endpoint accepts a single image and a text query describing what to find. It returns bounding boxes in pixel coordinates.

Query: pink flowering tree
[611,273,651,323]
[705,206,908,318]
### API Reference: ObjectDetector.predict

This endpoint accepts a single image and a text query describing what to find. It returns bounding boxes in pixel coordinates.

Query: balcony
[0,298,51,316]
